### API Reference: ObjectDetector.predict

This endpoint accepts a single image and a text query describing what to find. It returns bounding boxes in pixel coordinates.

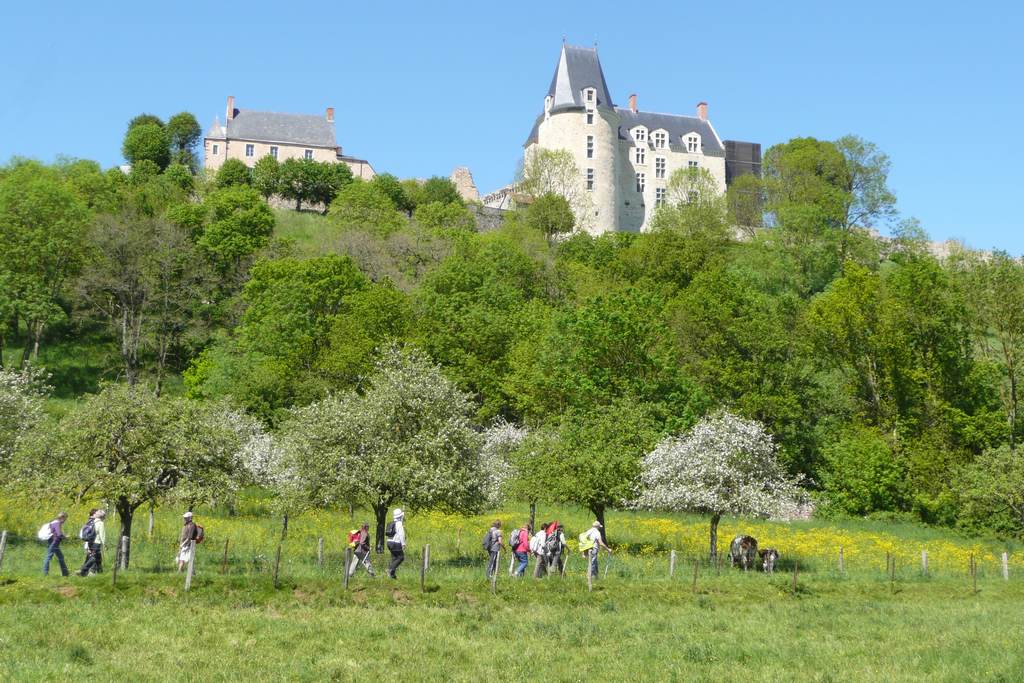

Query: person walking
[511,523,531,577]
[484,520,503,579]
[348,522,376,578]
[78,509,106,576]
[177,511,198,572]
[550,522,567,575]
[582,521,611,578]
[42,512,70,577]
[386,508,406,579]
[531,523,549,578]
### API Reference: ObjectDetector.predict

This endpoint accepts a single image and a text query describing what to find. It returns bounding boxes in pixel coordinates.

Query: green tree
[371,173,413,214]
[513,401,658,541]
[726,173,764,236]
[328,180,405,235]
[252,155,281,200]
[163,163,194,193]
[0,161,90,365]
[76,210,209,391]
[278,346,484,551]
[958,444,1024,533]
[413,201,476,232]
[13,384,249,566]
[519,148,593,232]
[126,113,164,131]
[216,158,251,187]
[196,185,275,279]
[523,193,574,241]
[278,158,351,211]
[0,365,48,468]
[166,112,202,170]
[421,176,463,206]
[820,427,906,515]
[122,122,171,170]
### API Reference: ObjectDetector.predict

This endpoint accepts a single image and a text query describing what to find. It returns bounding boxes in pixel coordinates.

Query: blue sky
[1,2,1021,251]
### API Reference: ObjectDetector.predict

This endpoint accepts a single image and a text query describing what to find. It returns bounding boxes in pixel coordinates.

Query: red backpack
[348,530,361,548]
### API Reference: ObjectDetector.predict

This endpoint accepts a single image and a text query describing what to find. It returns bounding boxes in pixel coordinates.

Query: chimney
[226,95,235,121]
[628,94,637,113]
[326,107,334,123]
[696,101,708,121]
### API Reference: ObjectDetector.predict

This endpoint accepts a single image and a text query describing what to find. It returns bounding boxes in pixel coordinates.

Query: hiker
[78,509,106,576]
[348,522,375,578]
[531,522,549,578]
[177,511,198,572]
[41,511,69,577]
[386,508,406,579]
[510,523,531,577]
[543,521,566,576]
[580,521,611,578]
[483,520,503,579]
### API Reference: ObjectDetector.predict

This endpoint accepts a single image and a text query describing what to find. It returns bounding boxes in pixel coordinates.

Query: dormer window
[634,127,647,143]
[686,135,700,153]
[544,95,553,113]
[585,88,595,102]
[653,131,667,149]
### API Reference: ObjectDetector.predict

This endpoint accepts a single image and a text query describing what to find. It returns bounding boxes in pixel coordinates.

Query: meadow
[2,496,1024,681]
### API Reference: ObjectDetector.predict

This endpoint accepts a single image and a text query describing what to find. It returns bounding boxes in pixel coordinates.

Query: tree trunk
[116,497,135,568]
[373,502,389,554]
[709,513,721,560]
[591,505,607,544]
[529,501,536,531]
[281,514,288,540]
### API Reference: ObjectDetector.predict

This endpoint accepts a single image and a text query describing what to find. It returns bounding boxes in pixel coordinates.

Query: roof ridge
[615,106,703,121]
[236,108,327,118]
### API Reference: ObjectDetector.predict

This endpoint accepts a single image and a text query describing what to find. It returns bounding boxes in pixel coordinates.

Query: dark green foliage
[523,193,574,240]
[279,158,351,212]
[216,158,251,187]
[420,176,463,206]
[252,155,280,200]
[122,123,171,170]
[166,112,201,170]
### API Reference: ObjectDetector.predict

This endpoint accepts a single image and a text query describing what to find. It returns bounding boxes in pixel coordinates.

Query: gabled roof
[616,109,725,157]
[546,44,614,111]
[220,109,337,148]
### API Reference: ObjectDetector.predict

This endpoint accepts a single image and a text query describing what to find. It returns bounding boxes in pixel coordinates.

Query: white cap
[183,511,193,518]
[393,508,404,520]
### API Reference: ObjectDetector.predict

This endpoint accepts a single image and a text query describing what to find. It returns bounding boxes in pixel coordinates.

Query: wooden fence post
[281,515,288,540]
[421,546,427,593]
[111,541,121,587]
[792,561,799,593]
[971,553,978,594]
[1002,552,1009,581]
[344,548,351,590]
[425,543,431,573]
[0,530,7,572]
[317,537,324,568]
[587,553,593,593]
[148,506,154,540]
[456,528,462,556]
[921,550,928,576]
[221,539,230,574]
[272,543,282,589]
[691,560,699,593]
[119,536,129,571]
[890,556,896,594]
[669,550,676,578]
[838,546,845,574]
[184,540,197,591]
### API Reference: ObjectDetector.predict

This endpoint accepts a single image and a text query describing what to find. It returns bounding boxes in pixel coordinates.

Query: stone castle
[524,44,760,233]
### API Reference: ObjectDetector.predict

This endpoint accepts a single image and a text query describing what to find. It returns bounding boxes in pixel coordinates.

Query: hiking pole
[603,550,612,579]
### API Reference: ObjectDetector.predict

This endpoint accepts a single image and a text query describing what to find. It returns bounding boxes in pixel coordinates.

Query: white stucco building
[525,44,760,234]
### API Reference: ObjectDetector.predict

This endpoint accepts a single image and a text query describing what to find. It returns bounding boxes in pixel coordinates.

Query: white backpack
[529,531,546,555]
[37,522,53,542]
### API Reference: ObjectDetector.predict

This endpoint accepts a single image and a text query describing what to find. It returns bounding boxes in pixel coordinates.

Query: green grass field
[2,497,1023,681]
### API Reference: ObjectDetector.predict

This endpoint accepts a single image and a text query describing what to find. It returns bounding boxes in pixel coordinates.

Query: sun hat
[592,521,602,528]
[393,508,404,520]
[183,511,193,519]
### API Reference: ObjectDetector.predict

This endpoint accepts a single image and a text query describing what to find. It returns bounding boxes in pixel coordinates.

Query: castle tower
[526,44,620,234]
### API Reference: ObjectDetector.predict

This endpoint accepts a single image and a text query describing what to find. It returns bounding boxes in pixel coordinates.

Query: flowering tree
[278,345,484,552]
[635,411,804,559]
[479,419,528,508]
[0,365,49,469]
[14,383,249,567]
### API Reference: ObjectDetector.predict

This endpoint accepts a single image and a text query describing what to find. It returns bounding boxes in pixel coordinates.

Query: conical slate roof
[546,44,614,111]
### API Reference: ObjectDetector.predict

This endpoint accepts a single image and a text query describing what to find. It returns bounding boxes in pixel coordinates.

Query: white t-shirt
[585,528,602,551]
[392,519,406,547]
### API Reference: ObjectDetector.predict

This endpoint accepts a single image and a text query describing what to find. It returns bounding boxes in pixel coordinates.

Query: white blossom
[479,418,528,507]
[0,365,49,468]
[635,411,805,519]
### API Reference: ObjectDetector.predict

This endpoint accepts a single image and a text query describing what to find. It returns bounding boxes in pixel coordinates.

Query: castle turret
[525,44,619,234]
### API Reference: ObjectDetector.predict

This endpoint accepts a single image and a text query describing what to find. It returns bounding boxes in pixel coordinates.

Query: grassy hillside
[2,498,1022,681]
